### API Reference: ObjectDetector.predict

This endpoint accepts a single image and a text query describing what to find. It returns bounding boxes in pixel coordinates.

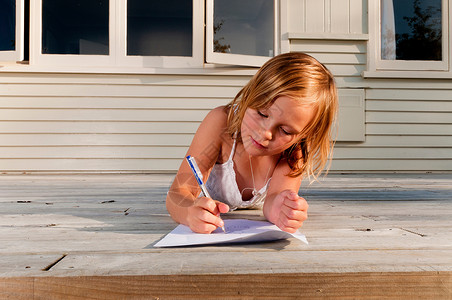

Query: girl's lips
[250,137,266,149]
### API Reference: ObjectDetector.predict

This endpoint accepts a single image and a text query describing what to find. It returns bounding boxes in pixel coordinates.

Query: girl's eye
[280,127,291,135]
[257,110,268,118]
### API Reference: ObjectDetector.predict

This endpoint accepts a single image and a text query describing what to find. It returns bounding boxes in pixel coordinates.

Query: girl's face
[240,96,316,157]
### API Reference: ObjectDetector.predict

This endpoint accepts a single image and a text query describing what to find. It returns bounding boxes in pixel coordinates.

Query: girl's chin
[243,138,268,156]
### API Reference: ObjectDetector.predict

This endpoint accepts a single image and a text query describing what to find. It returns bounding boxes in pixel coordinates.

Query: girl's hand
[186,197,229,234]
[271,190,309,233]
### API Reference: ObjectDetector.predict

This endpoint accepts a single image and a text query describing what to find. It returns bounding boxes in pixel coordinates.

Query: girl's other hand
[186,197,229,234]
[274,190,308,233]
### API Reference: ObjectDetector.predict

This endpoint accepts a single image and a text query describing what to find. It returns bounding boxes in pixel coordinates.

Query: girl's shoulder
[199,106,229,136]
[204,106,229,125]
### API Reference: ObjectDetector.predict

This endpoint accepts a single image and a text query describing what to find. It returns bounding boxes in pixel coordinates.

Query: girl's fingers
[276,218,301,233]
[283,195,308,211]
[280,204,307,221]
[190,198,227,233]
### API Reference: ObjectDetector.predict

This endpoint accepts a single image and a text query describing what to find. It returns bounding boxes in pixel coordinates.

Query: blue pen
[186,155,226,233]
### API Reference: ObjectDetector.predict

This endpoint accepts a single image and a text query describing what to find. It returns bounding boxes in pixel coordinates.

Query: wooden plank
[1,272,449,299]
[290,40,366,53]
[366,123,452,136]
[0,121,200,134]
[0,97,230,109]
[0,158,183,171]
[0,109,209,122]
[306,52,366,64]
[0,133,194,146]
[330,0,350,33]
[331,159,452,171]
[0,84,241,98]
[367,100,452,112]
[333,147,452,159]
[305,0,325,33]
[367,88,452,101]
[349,0,366,33]
[366,111,452,124]
[0,146,188,159]
[339,135,452,147]
[0,74,251,86]
[287,0,305,32]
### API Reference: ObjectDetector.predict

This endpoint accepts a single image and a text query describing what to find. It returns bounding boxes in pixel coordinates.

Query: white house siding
[0,73,247,172]
[0,0,451,173]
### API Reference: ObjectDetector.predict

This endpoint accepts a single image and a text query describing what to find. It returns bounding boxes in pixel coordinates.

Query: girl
[166,52,338,234]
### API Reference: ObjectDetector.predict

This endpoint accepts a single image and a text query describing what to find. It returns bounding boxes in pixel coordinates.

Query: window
[118,0,203,68]
[31,0,115,66]
[42,0,109,55]
[9,0,275,68]
[0,0,24,61]
[368,0,449,72]
[206,0,278,67]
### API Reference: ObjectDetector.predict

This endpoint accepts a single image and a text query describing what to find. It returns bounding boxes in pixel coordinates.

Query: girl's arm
[166,107,229,233]
[263,160,309,233]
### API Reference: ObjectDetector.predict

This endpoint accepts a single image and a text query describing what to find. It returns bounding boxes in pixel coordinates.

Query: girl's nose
[261,126,272,141]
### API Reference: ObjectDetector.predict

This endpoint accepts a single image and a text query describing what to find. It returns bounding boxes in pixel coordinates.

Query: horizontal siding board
[331,159,452,171]
[338,136,452,147]
[322,64,365,77]
[0,74,251,86]
[0,134,194,146]
[0,159,182,171]
[367,100,452,112]
[366,124,452,136]
[0,146,187,159]
[0,122,200,134]
[366,112,452,124]
[290,40,366,53]
[0,109,209,122]
[0,84,241,98]
[0,97,230,109]
[333,148,452,159]
[305,53,366,64]
[367,89,452,101]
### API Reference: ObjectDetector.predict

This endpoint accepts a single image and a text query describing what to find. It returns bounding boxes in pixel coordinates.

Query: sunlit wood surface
[1,173,451,299]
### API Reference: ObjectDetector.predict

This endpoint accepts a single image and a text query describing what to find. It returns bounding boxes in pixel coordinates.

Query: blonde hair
[225,52,338,179]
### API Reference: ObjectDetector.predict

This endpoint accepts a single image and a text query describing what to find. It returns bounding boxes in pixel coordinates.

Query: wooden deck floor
[1,173,451,299]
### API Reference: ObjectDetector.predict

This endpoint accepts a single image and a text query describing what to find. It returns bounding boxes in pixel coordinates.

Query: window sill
[0,63,259,76]
[363,70,452,79]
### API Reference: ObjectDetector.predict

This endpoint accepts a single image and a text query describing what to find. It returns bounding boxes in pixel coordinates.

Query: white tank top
[206,139,271,211]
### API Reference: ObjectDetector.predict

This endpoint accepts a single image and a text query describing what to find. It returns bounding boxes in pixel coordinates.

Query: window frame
[0,0,24,62]
[205,0,280,67]
[367,0,450,73]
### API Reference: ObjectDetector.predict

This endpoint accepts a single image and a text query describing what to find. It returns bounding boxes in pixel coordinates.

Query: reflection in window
[0,0,16,51]
[42,0,109,55]
[381,0,442,61]
[213,0,274,57]
[127,0,192,56]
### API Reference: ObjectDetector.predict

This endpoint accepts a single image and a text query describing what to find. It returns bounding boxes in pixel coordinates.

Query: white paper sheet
[154,219,308,247]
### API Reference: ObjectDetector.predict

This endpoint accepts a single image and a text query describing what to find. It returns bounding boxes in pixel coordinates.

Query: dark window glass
[382,0,442,61]
[127,0,192,56]
[0,0,16,51]
[213,0,274,57]
[42,0,109,55]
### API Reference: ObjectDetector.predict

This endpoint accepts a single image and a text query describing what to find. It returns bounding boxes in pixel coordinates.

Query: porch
[1,173,451,299]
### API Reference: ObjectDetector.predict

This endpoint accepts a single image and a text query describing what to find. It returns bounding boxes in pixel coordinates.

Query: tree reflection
[396,0,442,60]
[213,19,231,53]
